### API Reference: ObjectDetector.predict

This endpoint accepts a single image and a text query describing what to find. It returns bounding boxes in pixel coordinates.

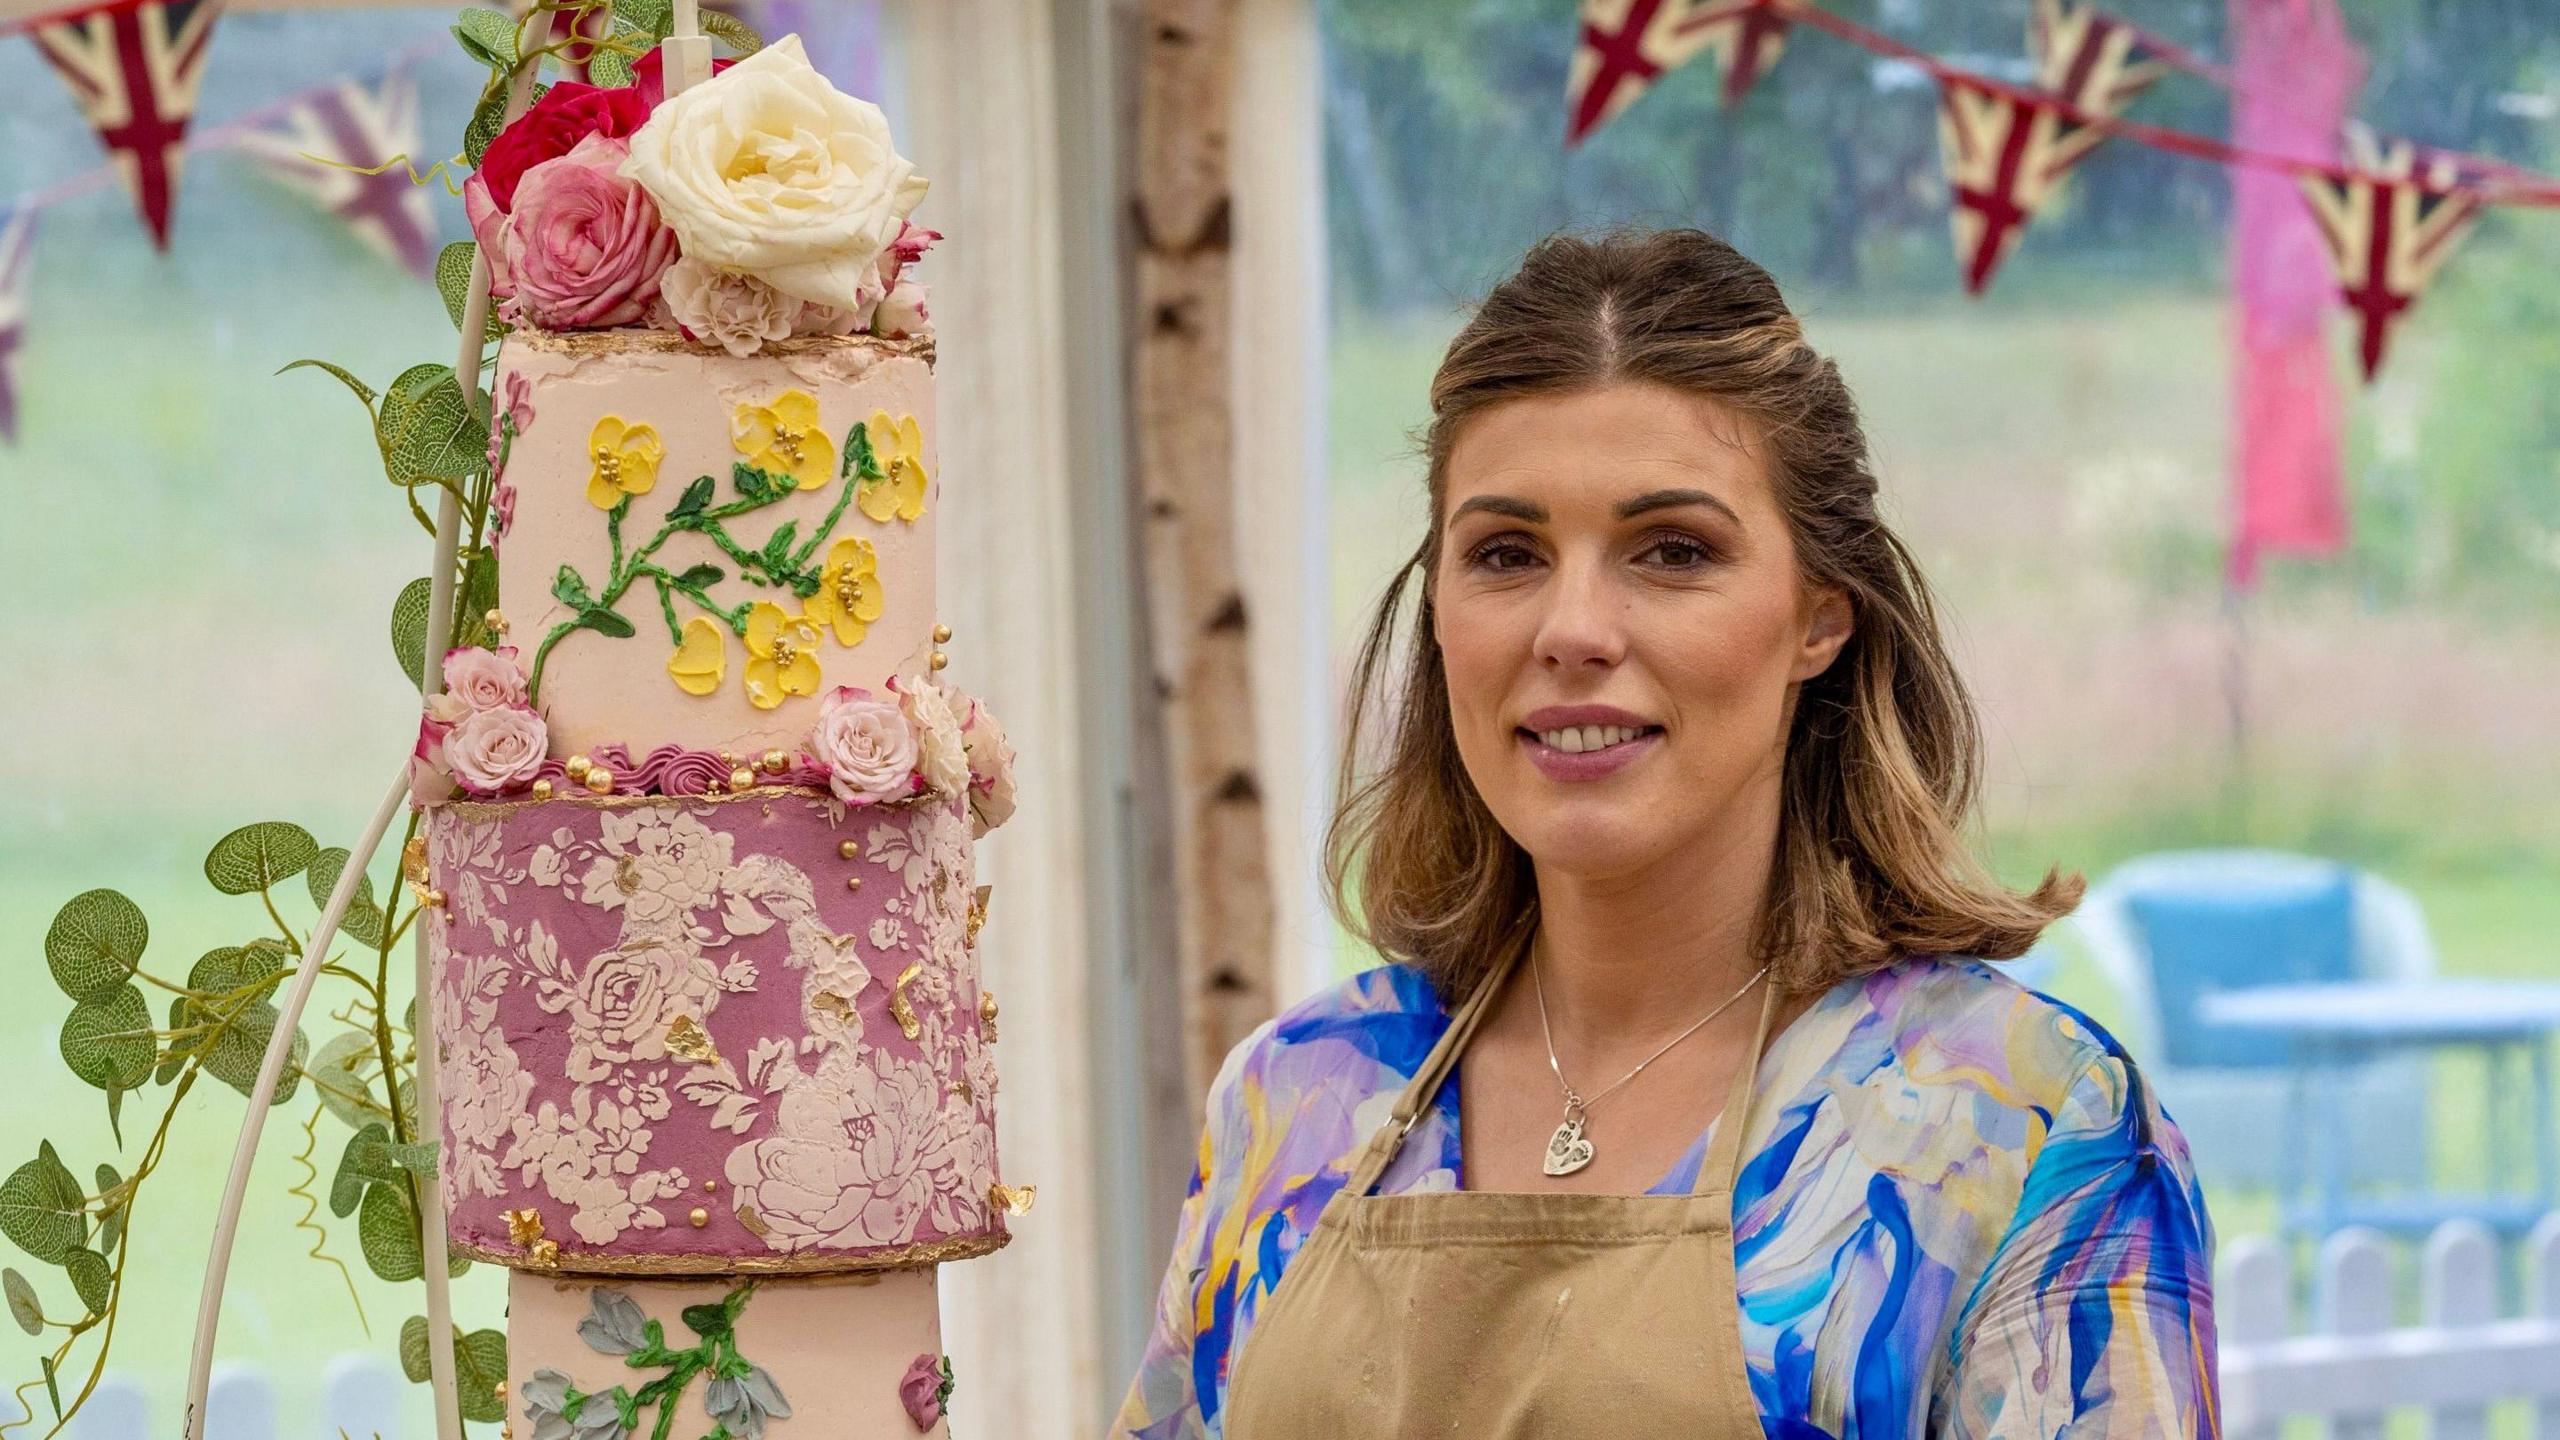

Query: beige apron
[1224,935,1782,1436]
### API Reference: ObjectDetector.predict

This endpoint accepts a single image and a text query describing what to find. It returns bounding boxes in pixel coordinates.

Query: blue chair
[2040,849,2434,1199]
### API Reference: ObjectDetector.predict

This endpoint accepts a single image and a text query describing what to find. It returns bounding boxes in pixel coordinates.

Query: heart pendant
[1543,1114,1595,1177]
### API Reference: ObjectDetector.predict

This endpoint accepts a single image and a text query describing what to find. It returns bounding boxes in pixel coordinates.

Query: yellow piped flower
[858,411,930,524]
[742,602,823,710]
[586,416,663,509]
[805,538,886,647]
[666,615,726,697]
[733,389,836,491]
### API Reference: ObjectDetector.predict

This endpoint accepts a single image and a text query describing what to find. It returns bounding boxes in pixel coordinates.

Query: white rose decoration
[660,255,804,356]
[901,679,969,799]
[444,705,548,796]
[960,699,1018,838]
[619,35,929,313]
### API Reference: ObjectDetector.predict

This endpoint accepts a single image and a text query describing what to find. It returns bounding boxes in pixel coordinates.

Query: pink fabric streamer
[2226,0,2364,590]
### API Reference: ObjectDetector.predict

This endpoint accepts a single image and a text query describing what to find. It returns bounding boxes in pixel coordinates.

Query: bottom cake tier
[509,1268,960,1438]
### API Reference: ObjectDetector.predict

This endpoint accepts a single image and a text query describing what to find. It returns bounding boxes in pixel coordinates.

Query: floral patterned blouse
[1110,954,2218,1439]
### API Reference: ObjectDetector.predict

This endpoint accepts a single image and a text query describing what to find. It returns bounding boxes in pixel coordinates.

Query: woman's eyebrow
[1616,487,1740,524]
[1450,494,1547,523]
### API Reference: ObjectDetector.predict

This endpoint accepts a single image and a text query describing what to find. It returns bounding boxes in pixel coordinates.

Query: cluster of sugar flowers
[411,647,549,803]
[802,676,1013,832]
[463,35,937,354]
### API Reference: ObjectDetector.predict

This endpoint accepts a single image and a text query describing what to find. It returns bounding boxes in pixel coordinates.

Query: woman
[1111,229,2216,1438]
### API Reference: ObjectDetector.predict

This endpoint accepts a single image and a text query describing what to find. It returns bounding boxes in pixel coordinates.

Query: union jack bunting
[1564,0,1791,148]
[1934,6,2161,295]
[233,68,437,278]
[0,204,34,446]
[28,0,221,249]
[2297,137,2482,380]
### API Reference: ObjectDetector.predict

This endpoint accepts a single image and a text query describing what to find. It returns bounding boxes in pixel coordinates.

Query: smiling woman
[1113,229,2218,1439]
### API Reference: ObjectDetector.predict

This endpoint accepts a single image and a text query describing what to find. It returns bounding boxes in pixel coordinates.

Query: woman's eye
[1640,535,1714,569]
[1467,539,1540,572]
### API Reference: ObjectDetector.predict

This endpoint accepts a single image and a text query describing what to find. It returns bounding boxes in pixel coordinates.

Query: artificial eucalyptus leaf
[44,890,146,1004]
[586,45,634,87]
[187,944,287,1010]
[92,1166,124,1257]
[456,1327,510,1421]
[0,1155,84,1265]
[374,362,447,460]
[391,576,433,689]
[358,1180,424,1283]
[331,1121,392,1218]
[204,822,319,895]
[391,376,489,492]
[306,848,387,947]
[154,996,190,1084]
[59,985,154,1093]
[452,7,517,68]
[399,1312,432,1383]
[276,358,379,409]
[2,1269,38,1336]
[699,7,762,53]
[615,0,673,41]
[204,1002,306,1106]
[306,1032,380,1129]
[62,1248,108,1317]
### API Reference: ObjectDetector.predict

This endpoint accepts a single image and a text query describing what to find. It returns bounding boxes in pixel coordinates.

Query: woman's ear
[1792,584,1852,683]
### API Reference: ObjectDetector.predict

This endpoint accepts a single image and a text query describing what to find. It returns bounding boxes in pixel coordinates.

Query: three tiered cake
[412,34,1022,1438]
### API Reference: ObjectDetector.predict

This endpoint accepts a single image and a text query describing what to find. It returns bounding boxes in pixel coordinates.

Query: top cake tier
[494,327,938,761]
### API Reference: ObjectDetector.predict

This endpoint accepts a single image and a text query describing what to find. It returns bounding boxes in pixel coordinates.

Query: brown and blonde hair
[1323,227,2080,1001]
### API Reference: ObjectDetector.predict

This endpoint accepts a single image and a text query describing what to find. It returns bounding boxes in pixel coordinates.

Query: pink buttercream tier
[508,1270,952,1438]
[427,786,1005,1275]
[495,326,940,762]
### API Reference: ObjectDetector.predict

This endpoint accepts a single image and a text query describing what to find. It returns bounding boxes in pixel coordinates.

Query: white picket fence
[35,1216,2560,1437]
[2222,1215,2560,1438]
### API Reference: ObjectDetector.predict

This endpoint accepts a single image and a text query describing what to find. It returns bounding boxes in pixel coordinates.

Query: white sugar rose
[811,686,919,806]
[441,645,529,713]
[619,35,929,313]
[960,698,1018,838]
[444,705,548,795]
[902,678,969,799]
[660,255,804,357]
[871,277,930,339]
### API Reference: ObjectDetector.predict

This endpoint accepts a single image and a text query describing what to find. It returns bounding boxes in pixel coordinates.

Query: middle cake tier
[427,785,1012,1275]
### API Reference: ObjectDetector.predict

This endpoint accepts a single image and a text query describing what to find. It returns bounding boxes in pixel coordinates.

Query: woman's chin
[1507,803,1683,883]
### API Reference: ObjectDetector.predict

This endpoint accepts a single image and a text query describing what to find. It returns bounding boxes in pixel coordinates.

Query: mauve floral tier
[428,787,1010,1274]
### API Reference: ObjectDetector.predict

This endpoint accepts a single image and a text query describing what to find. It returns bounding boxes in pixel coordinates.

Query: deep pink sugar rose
[502,133,678,330]
[898,1352,946,1430]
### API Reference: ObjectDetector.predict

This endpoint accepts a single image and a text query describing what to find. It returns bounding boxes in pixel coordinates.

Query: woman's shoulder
[1830,952,2189,1165]
[1209,961,1452,1113]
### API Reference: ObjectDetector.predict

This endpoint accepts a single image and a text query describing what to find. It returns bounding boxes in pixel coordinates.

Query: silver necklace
[1530,946,1768,1177]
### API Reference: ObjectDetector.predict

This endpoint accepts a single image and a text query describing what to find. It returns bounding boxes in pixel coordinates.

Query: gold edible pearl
[839,840,859,859]
[583,768,613,795]
[689,1207,710,1228]
[846,876,864,891]
[933,623,953,644]
[531,779,553,801]
[760,749,789,774]
[703,1179,718,1192]
[730,766,757,790]
[564,754,592,780]
[483,608,509,636]
[929,650,949,672]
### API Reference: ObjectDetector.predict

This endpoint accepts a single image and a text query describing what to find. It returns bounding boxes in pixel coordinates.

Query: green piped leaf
[59,985,154,1093]
[669,474,714,520]
[204,821,319,895]
[44,889,146,1004]
[581,607,636,640]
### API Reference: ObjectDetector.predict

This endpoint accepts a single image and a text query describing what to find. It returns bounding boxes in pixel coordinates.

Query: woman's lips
[1517,726,1662,781]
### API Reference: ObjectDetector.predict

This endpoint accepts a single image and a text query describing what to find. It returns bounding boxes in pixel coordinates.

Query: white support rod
[181,769,411,1440]
[183,30,542,1440]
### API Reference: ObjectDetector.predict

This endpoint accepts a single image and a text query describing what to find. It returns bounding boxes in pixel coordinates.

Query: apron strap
[1342,923,1532,1197]
[1691,974,1784,1201]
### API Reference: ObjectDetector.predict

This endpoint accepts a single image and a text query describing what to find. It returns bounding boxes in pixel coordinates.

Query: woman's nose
[1531,555,1626,672]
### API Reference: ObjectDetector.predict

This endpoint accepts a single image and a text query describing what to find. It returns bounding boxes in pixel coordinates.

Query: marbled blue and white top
[1111,954,2218,1439]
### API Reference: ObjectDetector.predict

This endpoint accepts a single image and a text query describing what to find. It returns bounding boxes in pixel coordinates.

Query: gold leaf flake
[966,884,993,946]
[401,836,430,886]
[502,1207,545,1246]
[951,1076,973,1104]
[988,1183,1036,1217]
[526,1237,560,1269]
[811,991,856,1025]
[664,1014,719,1064]
[737,1205,771,1238]
[890,963,923,1041]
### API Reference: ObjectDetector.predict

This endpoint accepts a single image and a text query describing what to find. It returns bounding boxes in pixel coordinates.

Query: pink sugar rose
[461,172,515,298]
[503,134,679,330]
[408,715,459,806]
[441,645,528,713]
[898,1352,946,1430]
[809,686,920,806]
[872,277,930,339]
[444,705,549,796]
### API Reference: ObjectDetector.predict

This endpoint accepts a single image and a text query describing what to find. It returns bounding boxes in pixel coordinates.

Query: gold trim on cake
[506,324,938,368]
[450,1227,1010,1277]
